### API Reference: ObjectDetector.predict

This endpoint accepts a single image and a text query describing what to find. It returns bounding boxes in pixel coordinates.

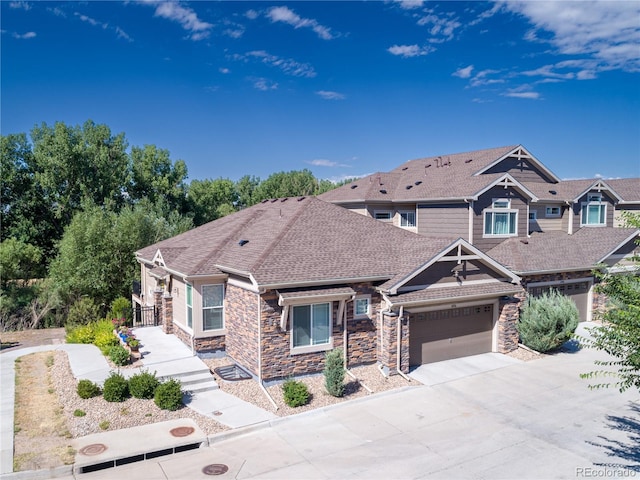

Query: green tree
[188,178,238,225]
[48,202,193,311]
[253,169,319,202]
[1,133,58,256]
[580,212,640,392]
[0,238,43,288]
[129,144,188,213]
[235,175,260,209]
[30,120,129,224]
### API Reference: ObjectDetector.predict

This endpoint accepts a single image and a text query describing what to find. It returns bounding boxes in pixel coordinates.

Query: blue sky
[2,1,639,182]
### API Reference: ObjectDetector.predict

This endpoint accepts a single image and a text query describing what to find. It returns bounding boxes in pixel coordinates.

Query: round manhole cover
[79,444,108,456]
[170,426,195,437]
[202,464,229,475]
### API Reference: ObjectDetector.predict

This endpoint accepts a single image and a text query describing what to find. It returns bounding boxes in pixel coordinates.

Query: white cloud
[251,77,278,91]
[396,0,424,10]
[387,44,434,58]
[453,65,474,79]
[245,9,259,20]
[224,28,244,39]
[308,159,338,167]
[115,27,133,42]
[266,6,336,40]
[219,67,230,74]
[416,10,461,42]
[316,90,345,100]
[503,0,640,74]
[469,69,504,87]
[75,13,107,29]
[503,88,540,100]
[150,1,213,41]
[12,31,36,39]
[9,1,31,10]
[241,50,316,78]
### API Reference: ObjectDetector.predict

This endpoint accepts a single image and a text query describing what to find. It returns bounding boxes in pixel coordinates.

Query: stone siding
[162,294,173,334]
[379,312,409,375]
[194,335,225,352]
[497,292,525,353]
[224,283,260,377]
[172,323,192,350]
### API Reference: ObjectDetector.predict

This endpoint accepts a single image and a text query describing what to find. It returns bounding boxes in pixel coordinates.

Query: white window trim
[398,210,417,229]
[290,302,333,355]
[545,206,561,218]
[374,210,393,221]
[353,295,371,319]
[483,199,518,237]
[202,284,225,333]
[580,194,607,226]
[529,210,537,221]
[185,283,194,332]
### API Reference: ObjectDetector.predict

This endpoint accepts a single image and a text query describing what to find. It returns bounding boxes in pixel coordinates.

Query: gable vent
[238,239,249,246]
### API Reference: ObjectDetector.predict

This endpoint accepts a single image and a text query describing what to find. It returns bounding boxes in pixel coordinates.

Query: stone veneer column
[153,288,163,329]
[378,312,399,376]
[162,294,173,334]
[497,292,525,353]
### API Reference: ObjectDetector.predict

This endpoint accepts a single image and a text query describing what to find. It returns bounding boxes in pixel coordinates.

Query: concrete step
[157,369,219,392]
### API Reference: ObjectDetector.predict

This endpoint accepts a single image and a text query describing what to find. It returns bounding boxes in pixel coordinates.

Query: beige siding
[531,204,566,232]
[473,187,528,251]
[483,156,555,183]
[404,260,504,288]
[344,204,369,217]
[418,203,468,238]
[171,277,188,331]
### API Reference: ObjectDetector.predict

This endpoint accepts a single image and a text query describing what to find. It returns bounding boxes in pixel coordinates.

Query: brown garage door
[528,281,591,322]
[409,305,493,366]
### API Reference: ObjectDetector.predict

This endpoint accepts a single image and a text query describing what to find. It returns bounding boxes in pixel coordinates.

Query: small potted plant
[127,338,140,352]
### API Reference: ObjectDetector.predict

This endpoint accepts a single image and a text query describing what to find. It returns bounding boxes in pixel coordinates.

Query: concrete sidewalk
[0,329,276,476]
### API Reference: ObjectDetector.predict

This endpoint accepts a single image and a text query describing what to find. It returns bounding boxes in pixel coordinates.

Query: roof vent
[406,185,413,190]
[280,198,288,202]
[379,189,387,194]
[549,190,557,195]
[297,196,306,201]
[465,159,473,164]
[350,184,358,189]
[414,180,422,186]
[425,164,432,168]
[520,239,529,245]
[261,199,269,204]
[238,239,249,246]
[401,166,408,171]
[270,198,278,203]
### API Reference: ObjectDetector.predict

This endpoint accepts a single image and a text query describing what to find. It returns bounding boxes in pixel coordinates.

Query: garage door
[528,281,591,322]
[409,305,493,366]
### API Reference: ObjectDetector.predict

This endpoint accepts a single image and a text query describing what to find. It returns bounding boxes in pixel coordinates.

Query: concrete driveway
[60,324,640,479]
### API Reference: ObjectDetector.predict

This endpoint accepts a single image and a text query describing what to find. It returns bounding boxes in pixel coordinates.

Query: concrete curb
[0,465,73,480]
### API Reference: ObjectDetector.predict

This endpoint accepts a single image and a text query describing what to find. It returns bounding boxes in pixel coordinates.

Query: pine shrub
[154,379,183,411]
[323,348,345,397]
[517,289,579,353]
[108,345,130,366]
[282,379,309,407]
[103,372,129,402]
[77,379,101,399]
[129,371,160,399]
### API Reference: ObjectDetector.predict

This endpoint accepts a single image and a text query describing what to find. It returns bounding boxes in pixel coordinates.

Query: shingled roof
[136,196,462,288]
[486,228,639,275]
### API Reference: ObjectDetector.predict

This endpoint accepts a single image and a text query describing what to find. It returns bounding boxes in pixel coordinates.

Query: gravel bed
[506,344,545,362]
[50,351,229,437]
[204,356,414,416]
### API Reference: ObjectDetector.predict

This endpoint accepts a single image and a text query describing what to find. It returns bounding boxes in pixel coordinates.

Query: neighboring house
[134,196,524,382]
[319,145,640,322]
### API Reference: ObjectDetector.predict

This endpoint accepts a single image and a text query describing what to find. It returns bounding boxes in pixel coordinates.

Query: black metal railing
[133,304,158,327]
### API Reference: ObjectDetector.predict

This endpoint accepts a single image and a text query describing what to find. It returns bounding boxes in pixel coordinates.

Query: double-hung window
[186,283,193,329]
[484,199,517,236]
[399,211,416,228]
[292,303,331,348]
[202,284,224,330]
[581,194,606,226]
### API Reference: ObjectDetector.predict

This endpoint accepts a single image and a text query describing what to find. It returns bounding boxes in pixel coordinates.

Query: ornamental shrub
[154,379,183,411]
[108,297,132,326]
[77,379,101,399]
[103,372,129,402]
[94,329,119,355]
[282,379,309,407]
[323,349,345,397]
[517,289,580,353]
[108,345,130,366]
[129,370,160,399]
[65,297,100,328]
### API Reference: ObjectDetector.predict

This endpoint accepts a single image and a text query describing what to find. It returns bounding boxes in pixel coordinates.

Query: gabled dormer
[474,145,561,184]
[570,180,622,232]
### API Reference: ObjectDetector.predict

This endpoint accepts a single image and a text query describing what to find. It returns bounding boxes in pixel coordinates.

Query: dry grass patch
[13,351,75,471]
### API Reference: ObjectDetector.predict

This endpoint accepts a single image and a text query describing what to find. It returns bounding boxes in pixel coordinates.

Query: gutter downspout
[396,306,411,382]
[257,294,278,411]
[378,309,388,378]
